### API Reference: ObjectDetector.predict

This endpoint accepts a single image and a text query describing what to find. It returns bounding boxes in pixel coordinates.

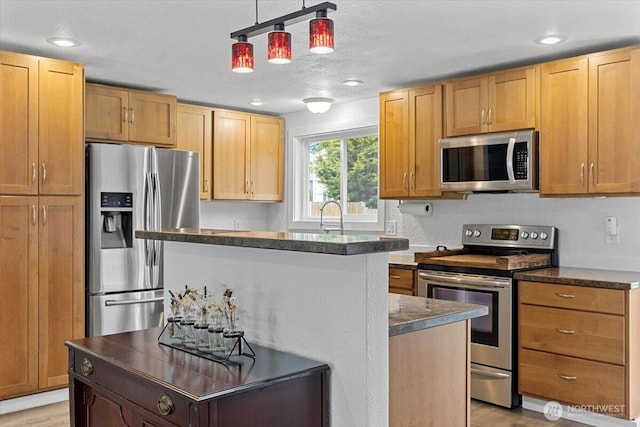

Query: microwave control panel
[514,142,528,180]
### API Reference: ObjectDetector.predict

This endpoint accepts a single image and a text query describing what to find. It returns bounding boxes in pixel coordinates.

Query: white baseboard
[0,389,68,415]
[522,396,639,427]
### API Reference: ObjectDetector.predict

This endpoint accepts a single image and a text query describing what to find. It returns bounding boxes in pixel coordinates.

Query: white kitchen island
[136,228,409,427]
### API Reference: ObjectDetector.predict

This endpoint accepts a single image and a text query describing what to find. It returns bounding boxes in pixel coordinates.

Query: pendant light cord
[255,0,259,24]
[302,0,306,9]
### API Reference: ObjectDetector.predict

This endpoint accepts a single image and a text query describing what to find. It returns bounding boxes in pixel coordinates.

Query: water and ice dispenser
[100,192,133,249]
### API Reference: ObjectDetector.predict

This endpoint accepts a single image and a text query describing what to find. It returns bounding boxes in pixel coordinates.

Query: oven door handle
[418,272,509,289]
[471,368,510,379]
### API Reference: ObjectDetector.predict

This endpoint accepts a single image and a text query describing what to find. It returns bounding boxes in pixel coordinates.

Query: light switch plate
[385,221,397,236]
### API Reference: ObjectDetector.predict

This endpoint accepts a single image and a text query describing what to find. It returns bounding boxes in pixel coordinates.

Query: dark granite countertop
[515,267,640,290]
[388,294,488,336]
[136,228,409,256]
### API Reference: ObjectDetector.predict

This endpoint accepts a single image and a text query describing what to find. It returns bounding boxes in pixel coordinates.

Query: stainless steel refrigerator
[86,143,200,336]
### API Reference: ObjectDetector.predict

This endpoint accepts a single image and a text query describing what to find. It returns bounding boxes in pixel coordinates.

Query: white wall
[206,96,640,273]
[388,194,640,271]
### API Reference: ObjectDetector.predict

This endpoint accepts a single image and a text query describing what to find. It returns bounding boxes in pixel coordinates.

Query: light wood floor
[0,398,588,426]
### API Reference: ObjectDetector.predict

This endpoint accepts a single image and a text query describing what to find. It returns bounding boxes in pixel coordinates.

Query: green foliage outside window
[310,135,378,209]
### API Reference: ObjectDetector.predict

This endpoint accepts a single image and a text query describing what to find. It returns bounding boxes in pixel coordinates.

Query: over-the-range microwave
[439,129,538,192]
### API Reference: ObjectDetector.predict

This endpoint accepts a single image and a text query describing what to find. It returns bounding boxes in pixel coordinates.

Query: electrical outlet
[385,221,397,236]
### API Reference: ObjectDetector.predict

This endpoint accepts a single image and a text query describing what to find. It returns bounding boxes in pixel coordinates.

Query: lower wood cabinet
[518,280,640,420]
[388,266,416,295]
[0,195,84,399]
[390,320,470,426]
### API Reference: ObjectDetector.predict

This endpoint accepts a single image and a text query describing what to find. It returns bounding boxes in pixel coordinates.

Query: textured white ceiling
[1,0,639,115]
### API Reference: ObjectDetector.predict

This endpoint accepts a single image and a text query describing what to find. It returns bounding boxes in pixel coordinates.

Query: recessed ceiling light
[342,79,363,87]
[47,37,81,47]
[535,34,566,45]
[248,99,264,106]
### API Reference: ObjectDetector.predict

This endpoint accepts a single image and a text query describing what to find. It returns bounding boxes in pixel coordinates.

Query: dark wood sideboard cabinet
[66,328,329,427]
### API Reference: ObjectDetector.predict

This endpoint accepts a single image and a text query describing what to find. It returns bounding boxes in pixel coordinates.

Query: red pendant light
[309,10,334,54]
[267,23,292,64]
[231,35,254,73]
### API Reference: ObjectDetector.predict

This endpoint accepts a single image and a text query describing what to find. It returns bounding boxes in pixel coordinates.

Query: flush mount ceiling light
[248,99,264,106]
[303,97,333,114]
[231,1,336,72]
[47,37,81,47]
[342,79,363,87]
[535,34,567,45]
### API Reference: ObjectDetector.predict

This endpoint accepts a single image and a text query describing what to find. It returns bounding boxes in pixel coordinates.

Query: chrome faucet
[319,200,344,235]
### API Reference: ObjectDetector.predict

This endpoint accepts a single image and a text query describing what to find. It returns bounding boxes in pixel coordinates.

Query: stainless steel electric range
[417,224,557,408]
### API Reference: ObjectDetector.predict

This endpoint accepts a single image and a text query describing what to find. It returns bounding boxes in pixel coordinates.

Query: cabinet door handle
[123,106,128,123]
[410,172,415,190]
[41,163,47,184]
[480,108,486,125]
[555,292,575,299]
[557,373,577,381]
[41,205,47,225]
[32,205,37,225]
[251,181,255,194]
[129,107,135,123]
[32,163,37,183]
[403,173,408,190]
[556,328,576,334]
[580,163,585,186]
[487,107,493,124]
[390,275,401,280]
[204,178,209,193]
[590,162,595,185]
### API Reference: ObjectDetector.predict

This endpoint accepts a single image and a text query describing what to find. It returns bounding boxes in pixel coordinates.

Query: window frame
[289,125,384,233]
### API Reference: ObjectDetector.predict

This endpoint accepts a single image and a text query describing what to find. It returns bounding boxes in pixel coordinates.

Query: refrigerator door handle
[105,297,164,307]
[151,172,162,289]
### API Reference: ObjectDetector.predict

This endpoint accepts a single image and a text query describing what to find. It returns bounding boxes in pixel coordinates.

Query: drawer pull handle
[390,275,401,280]
[555,293,575,299]
[81,358,94,376]
[157,393,175,416]
[557,373,577,381]
[556,328,575,334]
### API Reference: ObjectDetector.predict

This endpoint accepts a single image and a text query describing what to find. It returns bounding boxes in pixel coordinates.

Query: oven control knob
[473,229,481,237]
[540,232,548,240]
[530,231,539,239]
[465,229,473,237]
[520,231,529,239]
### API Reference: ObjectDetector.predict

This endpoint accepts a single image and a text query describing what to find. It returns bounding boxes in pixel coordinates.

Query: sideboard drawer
[520,304,625,365]
[519,349,625,416]
[519,281,625,314]
[71,349,190,425]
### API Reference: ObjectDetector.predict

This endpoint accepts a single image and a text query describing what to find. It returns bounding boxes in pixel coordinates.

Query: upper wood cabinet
[177,104,213,200]
[380,85,446,199]
[86,83,177,147]
[213,110,283,201]
[540,47,640,195]
[0,51,84,196]
[250,114,284,201]
[445,66,538,136]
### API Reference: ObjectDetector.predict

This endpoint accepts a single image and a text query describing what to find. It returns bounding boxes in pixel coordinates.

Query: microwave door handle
[506,137,516,184]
